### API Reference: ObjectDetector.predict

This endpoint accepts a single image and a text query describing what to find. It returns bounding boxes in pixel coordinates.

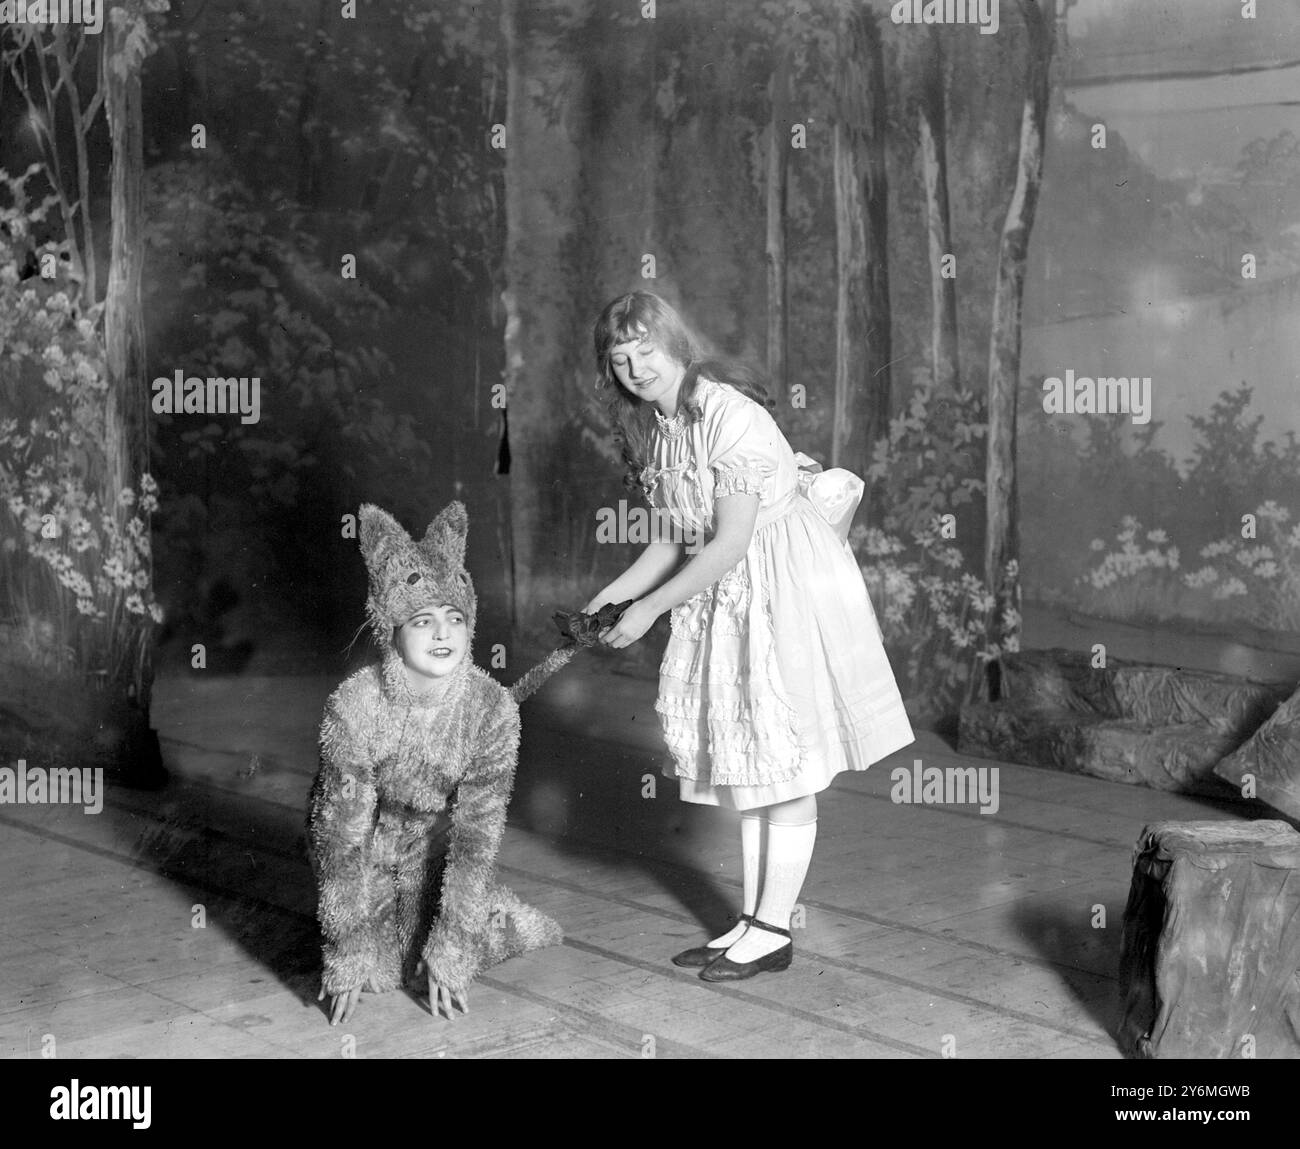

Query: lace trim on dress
[654,407,690,440]
[636,460,691,507]
[669,564,751,640]
[657,558,807,786]
[712,462,767,501]
[655,695,806,786]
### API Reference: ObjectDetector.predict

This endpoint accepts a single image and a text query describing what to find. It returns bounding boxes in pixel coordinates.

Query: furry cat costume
[308,501,562,999]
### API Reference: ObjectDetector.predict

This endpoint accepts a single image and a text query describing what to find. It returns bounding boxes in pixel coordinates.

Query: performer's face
[396,604,468,685]
[608,329,686,416]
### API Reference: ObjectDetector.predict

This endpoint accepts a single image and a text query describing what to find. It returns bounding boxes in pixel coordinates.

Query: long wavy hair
[592,291,773,490]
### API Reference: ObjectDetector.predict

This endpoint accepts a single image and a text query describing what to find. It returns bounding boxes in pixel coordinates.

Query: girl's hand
[600,599,659,649]
[417,959,469,1021]
[583,594,608,615]
[319,980,362,1026]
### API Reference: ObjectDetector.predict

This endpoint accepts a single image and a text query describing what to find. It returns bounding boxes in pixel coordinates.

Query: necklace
[654,406,688,439]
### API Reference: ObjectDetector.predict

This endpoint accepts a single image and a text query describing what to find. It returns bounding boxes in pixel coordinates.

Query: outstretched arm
[421,700,520,996]
[585,537,682,614]
[600,492,759,648]
[309,688,380,1002]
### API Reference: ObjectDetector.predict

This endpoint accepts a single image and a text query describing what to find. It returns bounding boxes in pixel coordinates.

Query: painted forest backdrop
[2,0,1299,772]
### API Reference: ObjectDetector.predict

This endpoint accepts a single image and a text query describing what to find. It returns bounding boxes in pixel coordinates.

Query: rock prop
[959,648,1291,794]
[1213,681,1300,821]
[1118,820,1300,1059]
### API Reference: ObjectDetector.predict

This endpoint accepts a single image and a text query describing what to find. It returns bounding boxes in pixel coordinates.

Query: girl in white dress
[585,291,914,980]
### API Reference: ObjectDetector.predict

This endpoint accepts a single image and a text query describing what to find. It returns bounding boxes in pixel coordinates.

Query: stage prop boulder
[1213,682,1300,822]
[1118,820,1300,1059]
[958,648,1292,795]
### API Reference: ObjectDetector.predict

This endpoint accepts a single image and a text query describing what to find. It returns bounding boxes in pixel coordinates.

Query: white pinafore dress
[645,379,915,810]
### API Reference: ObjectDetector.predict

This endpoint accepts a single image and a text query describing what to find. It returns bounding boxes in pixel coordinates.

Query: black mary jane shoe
[697,918,793,982]
[670,913,754,969]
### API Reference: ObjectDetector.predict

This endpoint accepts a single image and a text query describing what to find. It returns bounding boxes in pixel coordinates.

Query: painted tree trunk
[918,30,960,394]
[832,8,890,480]
[53,29,98,309]
[832,121,866,473]
[501,0,595,642]
[103,13,153,706]
[983,0,1055,698]
[766,50,790,397]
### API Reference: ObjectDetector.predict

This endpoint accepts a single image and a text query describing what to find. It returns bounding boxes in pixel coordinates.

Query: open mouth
[429,647,454,658]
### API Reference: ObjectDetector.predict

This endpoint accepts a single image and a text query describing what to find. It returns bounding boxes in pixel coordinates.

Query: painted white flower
[1212,577,1248,600]
[1236,546,1274,568]
[103,555,133,588]
[59,570,94,600]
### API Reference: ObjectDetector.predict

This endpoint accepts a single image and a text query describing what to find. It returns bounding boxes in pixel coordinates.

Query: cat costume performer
[307,502,562,1002]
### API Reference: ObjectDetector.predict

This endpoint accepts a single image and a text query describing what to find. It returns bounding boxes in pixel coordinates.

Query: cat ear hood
[358,501,476,649]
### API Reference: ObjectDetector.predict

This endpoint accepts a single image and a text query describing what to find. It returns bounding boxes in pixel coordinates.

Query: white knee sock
[707,814,765,948]
[725,818,817,962]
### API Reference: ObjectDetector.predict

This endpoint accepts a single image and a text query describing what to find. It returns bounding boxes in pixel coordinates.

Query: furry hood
[359,502,477,690]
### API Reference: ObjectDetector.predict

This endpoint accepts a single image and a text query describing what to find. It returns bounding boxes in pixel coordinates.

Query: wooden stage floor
[0,657,1266,1059]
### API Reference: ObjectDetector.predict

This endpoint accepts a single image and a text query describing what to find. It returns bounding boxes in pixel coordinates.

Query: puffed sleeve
[704,388,783,504]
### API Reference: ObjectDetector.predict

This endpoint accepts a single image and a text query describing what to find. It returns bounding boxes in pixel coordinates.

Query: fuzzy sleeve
[309,683,381,995]
[421,696,521,993]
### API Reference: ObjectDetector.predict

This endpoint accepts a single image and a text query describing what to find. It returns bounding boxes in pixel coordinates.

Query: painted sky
[1064,0,1300,179]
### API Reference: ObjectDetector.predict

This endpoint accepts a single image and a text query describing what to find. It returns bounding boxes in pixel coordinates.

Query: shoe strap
[747,918,791,939]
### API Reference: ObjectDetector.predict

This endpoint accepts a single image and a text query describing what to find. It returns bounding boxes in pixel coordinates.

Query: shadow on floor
[106,659,735,1027]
